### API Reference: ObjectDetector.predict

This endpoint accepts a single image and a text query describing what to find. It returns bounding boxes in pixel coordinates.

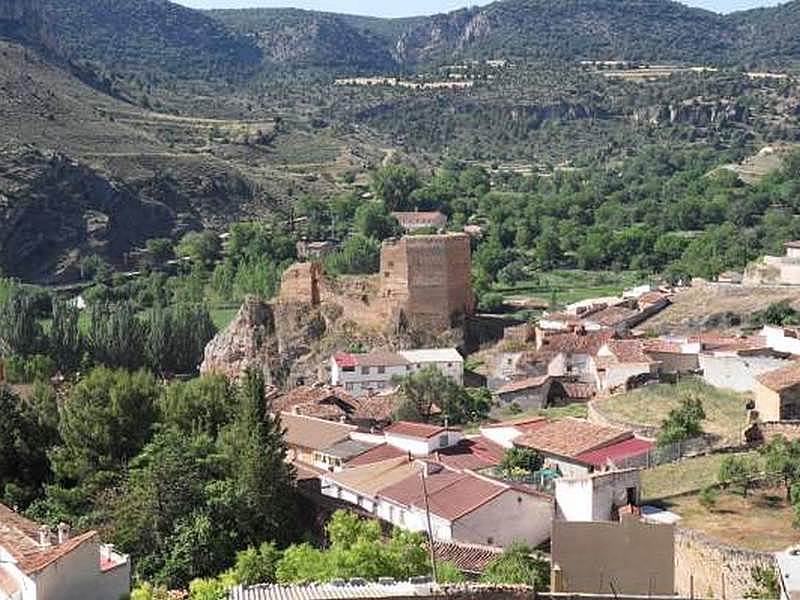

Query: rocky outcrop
[631,98,747,127]
[201,296,279,383]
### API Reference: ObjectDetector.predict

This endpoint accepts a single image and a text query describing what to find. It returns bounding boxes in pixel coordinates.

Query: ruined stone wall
[279,262,322,305]
[379,234,474,328]
[674,528,774,599]
[746,420,800,443]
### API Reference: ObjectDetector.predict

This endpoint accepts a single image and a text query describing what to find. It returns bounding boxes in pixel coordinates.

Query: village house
[281,412,357,467]
[642,339,700,375]
[534,329,617,382]
[493,376,553,412]
[592,339,661,392]
[274,383,397,427]
[694,333,792,392]
[754,362,800,422]
[375,465,553,547]
[479,416,550,449]
[762,325,800,356]
[391,211,448,233]
[0,504,130,600]
[551,510,675,596]
[514,418,652,478]
[554,468,642,522]
[383,421,463,456]
[330,349,464,395]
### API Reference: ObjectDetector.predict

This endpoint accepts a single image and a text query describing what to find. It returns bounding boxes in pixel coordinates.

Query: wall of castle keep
[379,234,474,328]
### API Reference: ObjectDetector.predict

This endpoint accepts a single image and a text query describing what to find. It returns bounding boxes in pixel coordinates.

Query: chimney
[57,522,71,544]
[39,525,51,547]
[423,462,443,478]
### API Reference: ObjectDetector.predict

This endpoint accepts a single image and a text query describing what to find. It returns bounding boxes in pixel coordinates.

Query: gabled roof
[481,415,549,432]
[434,437,506,471]
[756,362,800,392]
[602,340,655,365]
[559,381,596,400]
[273,384,358,415]
[335,352,410,368]
[514,418,633,459]
[497,376,551,395]
[540,330,616,355]
[345,443,408,467]
[385,421,447,439]
[326,457,421,497]
[429,541,502,575]
[575,437,654,467]
[321,439,378,460]
[642,339,683,354]
[0,503,99,575]
[378,470,508,522]
[281,413,356,451]
[587,306,639,328]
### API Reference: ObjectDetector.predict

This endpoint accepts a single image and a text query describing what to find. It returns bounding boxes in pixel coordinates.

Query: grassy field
[493,269,645,310]
[599,377,750,443]
[210,306,239,330]
[662,485,798,551]
[641,451,761,501]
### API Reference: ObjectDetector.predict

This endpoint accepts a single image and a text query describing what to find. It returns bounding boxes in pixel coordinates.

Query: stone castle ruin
[202,234,473,385]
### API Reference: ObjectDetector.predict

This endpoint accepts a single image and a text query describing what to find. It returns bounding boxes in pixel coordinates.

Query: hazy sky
[175,0,783,18]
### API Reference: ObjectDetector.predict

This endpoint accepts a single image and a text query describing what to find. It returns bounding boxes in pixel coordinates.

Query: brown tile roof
[429,540,502,574]
[482,416,549,430]
[434,436,506,470]
[515,418,633,458]
[642,339,683,354]
[540,330,616,355]
[0,503,99,575]
[273,385,358,414]
[689,333,768,353]
[378,470,507,521]
[785,240,800,249]
[280,412,356,451]
[385,421,447,439]
[559,381,596,400]
[345,443,408,467]
[352,352,410,367]
[603,340,655,364]
[756,362,800,392]
[588,306,639,327]
[497,376,551,395]
[327,457,421,496]
[354,391,398,422]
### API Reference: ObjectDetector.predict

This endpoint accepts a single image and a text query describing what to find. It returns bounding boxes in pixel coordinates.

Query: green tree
[158,375,234,439]
[718,456,759,497]
[52,367,159,483]
[480,542,549,588]
[354,202,403,241]
[393,366,485,424]
[231,542,281,586]
[698,486,718,511]
[145,238,175,266]
[371,165,420,211]
[0,289,43,356]
[500,447,544,476]
[88,302,145,369]
[761,435,800,500]
[744,566,780,599]
[436,562,466,583]
[49,297,81,371]
[657,396,705,447]
[324,234,380,275]
[176,231,222,268]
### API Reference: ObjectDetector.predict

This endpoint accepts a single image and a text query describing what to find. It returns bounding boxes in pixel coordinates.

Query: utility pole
[420,469,438,583]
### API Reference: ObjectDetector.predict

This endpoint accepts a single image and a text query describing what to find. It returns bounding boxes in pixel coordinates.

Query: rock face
[201,296,278,383]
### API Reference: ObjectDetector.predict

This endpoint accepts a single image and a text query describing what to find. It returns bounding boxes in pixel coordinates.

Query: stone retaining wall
[674,528,775,599]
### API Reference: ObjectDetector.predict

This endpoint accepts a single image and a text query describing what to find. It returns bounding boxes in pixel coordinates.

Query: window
[439,435,448,448]
[361,366,370,375]
[377,366,385,374]
[447,363,452,368]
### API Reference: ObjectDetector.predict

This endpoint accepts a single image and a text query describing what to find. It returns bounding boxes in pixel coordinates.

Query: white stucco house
[383,421,462,456]
[330,349,463,395]
[554,468,641,522]
[0,504,130,600]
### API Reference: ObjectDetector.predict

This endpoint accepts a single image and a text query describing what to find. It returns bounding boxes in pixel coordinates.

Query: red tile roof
[482,416,549,432]
[333,352,358,368]
[559,382,596,400]
[575,437,654,467]
[642,339,683,354]
[385,421,447,439]
[603,340,655,364]
[378,470,506,521]
[345,443,408,467]
[0,504,100,575]
[280,413,356,451]
[756,362,800,392]
[588,306,639,327]
[429,540,502,574]
[540,330,616,355]
[434,437,506,471]
[274,384,358,414]
[515,418,633,458]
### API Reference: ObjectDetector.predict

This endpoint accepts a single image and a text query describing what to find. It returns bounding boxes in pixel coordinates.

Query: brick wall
[379,234,474,329]
[674,528,774,599]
